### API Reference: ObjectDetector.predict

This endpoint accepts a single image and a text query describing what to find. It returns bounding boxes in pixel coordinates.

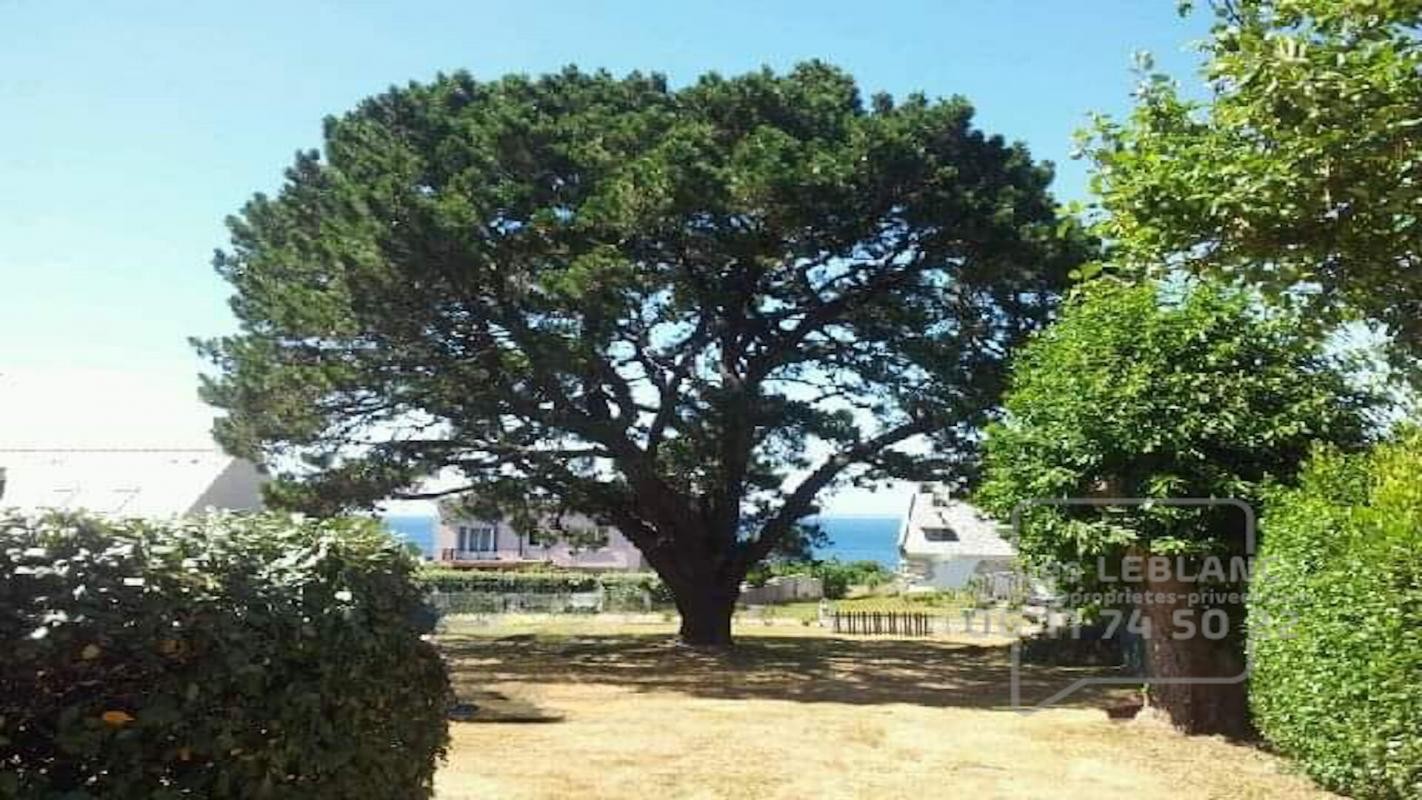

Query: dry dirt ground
[434,618,1332,800]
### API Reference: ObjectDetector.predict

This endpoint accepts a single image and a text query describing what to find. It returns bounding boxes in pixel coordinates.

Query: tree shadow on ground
[441,632,1136,711]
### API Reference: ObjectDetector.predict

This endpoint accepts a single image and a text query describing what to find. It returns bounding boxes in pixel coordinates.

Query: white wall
[908,556,1018,590]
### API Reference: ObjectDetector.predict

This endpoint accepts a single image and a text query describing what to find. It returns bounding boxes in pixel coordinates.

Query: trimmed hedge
[1250,434,1422,799]
[417,568,600,593]
[0,512,449,799]
[417,567,673,604]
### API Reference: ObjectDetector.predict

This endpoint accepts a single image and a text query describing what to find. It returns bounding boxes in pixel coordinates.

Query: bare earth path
[435,619,1331,800]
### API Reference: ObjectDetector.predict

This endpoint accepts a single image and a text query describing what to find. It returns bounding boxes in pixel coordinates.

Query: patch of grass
[434,617,1335,799]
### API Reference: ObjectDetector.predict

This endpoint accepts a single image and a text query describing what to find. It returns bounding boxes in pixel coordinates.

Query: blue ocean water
[810,516,901,568]
[381,513,902,568]
[384,515,438,557]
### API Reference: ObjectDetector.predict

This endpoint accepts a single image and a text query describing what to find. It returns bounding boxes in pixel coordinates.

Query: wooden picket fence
[831,610,931,636]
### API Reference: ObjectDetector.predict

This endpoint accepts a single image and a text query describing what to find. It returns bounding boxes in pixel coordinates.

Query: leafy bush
[0,512,449,799]
[600,573,675,607]
[814,560,892,599]
[1250,434,1422,799]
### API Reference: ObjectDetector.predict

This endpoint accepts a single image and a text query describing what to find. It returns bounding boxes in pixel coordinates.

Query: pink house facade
[434,500,645,570]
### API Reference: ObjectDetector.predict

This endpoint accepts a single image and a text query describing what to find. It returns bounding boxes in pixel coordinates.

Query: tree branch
[738,417,932,567]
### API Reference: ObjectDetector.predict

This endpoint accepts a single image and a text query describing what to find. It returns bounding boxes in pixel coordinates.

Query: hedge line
[1250,434,1422,799]
[0,512,449,799]
[417,560,893,604]
[417,567,674,604]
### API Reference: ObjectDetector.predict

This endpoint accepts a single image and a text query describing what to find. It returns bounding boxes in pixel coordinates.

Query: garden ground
[433,617,1333,799]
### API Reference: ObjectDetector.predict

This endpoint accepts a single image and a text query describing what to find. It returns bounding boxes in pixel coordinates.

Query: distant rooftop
[898,482,1014,558]
[0,448,266,517]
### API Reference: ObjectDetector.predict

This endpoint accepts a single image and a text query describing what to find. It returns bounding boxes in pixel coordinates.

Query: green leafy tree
[977,280,1373,734]
[198,63,1090,645]
[1081,0,1422,371]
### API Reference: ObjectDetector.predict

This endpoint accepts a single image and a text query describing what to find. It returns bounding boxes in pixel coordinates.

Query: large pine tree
[199,63,1089,645]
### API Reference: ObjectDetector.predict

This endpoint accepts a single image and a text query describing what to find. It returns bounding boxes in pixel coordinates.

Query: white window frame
[457,525,496,552]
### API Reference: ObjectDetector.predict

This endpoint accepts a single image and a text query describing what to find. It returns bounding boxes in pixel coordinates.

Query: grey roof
[0,449,266,517]
[897,483,1015,558]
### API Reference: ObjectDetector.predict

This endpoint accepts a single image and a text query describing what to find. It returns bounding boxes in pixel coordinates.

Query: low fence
[832,610,932,636]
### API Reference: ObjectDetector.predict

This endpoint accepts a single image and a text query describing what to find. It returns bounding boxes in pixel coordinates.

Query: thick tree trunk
[674,587,737,647]
[1137,568,1250,737]
[632,516,748,647]
[654,557,741,647]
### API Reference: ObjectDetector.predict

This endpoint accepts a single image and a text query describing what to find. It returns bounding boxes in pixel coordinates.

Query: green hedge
[0,512,449,799]
[418,568,599,593]
[416,567,671,603]
[1250,434,1422,799]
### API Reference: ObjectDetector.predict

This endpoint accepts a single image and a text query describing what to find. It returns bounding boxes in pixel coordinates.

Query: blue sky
[0,1,1209,510]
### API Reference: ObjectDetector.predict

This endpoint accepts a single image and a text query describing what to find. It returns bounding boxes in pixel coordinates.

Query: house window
[458,525,496,552]
[592,527,614,550]
[922,526,959,542]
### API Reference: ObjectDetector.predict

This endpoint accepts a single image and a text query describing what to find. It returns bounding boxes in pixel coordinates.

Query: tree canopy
[198,63,1090,643]
[1081,0,1422,371]
[978,279,1372,567]
[976,278,1375,733]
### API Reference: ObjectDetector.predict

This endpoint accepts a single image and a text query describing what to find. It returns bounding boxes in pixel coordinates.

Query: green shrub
[1250,434,1422,799]
[814,563,853,599]
[746,559,892,599]
[0,512,449,799]
[836,560,893,589]
[600,573,675,607]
